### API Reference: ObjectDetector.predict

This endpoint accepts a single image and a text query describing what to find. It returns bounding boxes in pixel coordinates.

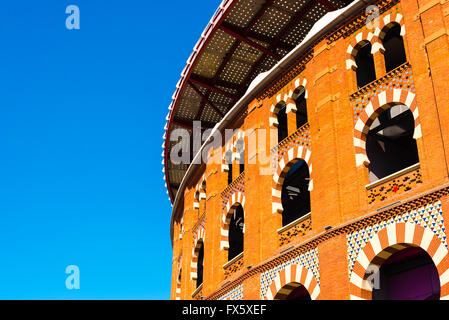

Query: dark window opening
[383,24,407,72]
[228,205,244,261]
[277,104,288,143]
[236,140,245,175]
[366,105,419,182]
[228,163,233,184]
[196,243,204,289]
[295,89,308,129]
[225,152,233,184]
[281,160,311,227]
[372,246,440,300]
[178,269,182,284]
[286,285,311,300]
[355,42,376,88]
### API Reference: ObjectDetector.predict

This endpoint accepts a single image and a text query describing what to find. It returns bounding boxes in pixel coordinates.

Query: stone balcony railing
[221,171,245,198]
[277,213,312,247]
[193,210,206,233]
[192,283,204,300]
[366,163,422,205]
[223,252,244,279]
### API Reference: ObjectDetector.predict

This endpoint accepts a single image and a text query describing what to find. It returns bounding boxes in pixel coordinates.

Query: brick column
[401,0,449,185]
[317,234,350,300]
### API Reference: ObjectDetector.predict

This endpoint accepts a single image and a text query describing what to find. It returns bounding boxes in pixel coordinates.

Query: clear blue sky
[0,0,220,299]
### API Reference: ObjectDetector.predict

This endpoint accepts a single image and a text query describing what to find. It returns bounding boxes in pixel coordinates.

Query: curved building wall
[169,0,449,300]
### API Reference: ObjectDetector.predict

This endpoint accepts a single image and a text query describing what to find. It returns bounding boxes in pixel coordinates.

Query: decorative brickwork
[170,0,449,301]
[272,142,312,214]
[347,200,447,279]
[353,87,420,167]
[350,62,414,123]
[348,221,449,300]
[224,254,244,279]
[191,219,206,280]
[260,248,320,300]
[278,214,312,247]
[221,172,245,251]
[218,284,243,301]
[345,8,405,70]
[367,166,423,205]
[192,285,204,300]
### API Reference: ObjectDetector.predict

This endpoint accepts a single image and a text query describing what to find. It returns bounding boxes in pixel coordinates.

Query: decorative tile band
[218,284,243,301]
[260,248,319,299]
[347,200,447,279]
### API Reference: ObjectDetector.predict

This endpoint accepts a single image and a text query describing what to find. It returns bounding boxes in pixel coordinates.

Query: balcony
[192,283,204,300]
[223,252,244,279]
[277,213,312,247]
[366,163,422,205]
[221,171,245,198]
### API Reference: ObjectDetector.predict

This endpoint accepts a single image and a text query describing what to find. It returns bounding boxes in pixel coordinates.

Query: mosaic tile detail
[218,284,243,301]
[351,64,414,125]
[347,200,447,278]
[260,248,319,299]
[271,124,311,173]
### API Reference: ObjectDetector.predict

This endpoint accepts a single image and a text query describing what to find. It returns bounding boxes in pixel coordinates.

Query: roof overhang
[163,0,373,244]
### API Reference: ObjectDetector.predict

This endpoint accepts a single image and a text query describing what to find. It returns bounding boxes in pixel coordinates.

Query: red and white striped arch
[264,263,320,300]
[349,222,449,300]
[353,89,421,167]
[190,226,205,280]
[272,145,312,214]
[346,12,406,70]
[220,191,245,251]
[372,12,406,53]
[269,77,308,128]
[193,175,206,210]
[346,30,376,70]
[175,255,182,300]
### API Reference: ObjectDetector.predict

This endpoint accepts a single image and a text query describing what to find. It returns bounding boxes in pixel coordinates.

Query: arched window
[228,204,244,261]
[196,242,204,288]
[236,138,245,174]
[355,42,376,88]
[383,24,407,72]
[277,104,288,142]
[225,151,233,184]
[366,104,419,182]
[372,247,440,300]
[281,160,311,226]
[295,89,308,129]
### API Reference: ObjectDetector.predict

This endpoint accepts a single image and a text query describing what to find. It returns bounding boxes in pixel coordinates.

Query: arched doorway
[372,246,440,300]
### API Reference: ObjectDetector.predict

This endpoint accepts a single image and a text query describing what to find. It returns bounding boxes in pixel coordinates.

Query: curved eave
[164,0,372,245]
[163,0,237,202]
[163,0,357,204]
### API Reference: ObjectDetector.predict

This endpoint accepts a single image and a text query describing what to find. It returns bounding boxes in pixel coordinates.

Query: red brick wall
[170,0,449,300]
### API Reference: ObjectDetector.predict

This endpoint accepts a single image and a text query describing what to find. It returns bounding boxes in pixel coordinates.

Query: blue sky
[0,0,220,299]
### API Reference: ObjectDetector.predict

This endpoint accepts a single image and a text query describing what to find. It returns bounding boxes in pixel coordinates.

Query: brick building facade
[164,0,449,300]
